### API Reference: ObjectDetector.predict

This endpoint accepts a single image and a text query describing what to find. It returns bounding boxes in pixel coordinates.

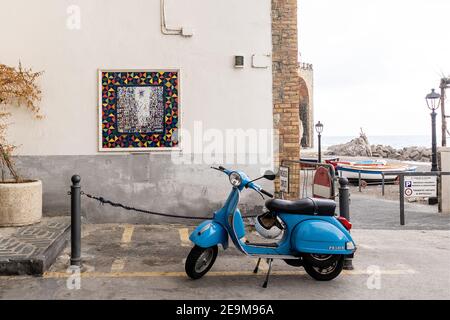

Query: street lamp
[426,89,440,205]
[426,89,441,172]
[315,121,324,163]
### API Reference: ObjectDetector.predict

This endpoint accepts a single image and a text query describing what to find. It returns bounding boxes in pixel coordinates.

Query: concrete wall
[439,148,450,214]
[15,155,273,223]
[1,0,275,221]
[1,0,273,155]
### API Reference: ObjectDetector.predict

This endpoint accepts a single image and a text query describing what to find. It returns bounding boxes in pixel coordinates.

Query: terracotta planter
[0,180,42,227]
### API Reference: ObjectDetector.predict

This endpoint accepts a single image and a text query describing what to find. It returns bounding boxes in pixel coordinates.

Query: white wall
[0,0,273,156]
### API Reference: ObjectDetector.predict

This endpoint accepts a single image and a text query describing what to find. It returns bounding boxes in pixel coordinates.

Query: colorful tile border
[98,70,179,151]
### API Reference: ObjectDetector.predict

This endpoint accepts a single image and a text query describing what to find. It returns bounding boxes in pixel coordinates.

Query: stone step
[0,217,70,275]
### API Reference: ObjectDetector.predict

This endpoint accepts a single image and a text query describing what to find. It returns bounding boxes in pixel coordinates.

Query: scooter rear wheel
[303,255,344,281]
[185,245,218,279]
[302,253,340,268]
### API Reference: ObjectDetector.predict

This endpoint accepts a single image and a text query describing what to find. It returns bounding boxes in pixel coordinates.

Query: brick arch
[299,77,309,102]
[299,76,311,148]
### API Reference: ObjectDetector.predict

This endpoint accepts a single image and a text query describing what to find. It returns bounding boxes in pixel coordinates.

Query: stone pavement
[0,194,449,299]
[0,222,449,300]
[344,193,450,230]
[0,217,70,275]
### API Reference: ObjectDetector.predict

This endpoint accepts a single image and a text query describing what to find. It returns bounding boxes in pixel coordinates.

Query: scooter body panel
[232,210,246,239]
[239,213,355,257]
[189,220,229,249]
[290,217,354,255]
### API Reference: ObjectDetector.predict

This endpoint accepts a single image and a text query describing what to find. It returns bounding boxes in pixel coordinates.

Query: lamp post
[315,121,324,163]
[426,89,441,172]
[426,89,440,205]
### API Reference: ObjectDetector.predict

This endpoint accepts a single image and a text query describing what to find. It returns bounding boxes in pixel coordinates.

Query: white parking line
[110,225,135,272]
[178,228,191,247]
[121,225,134,244]
[111,259,126,272]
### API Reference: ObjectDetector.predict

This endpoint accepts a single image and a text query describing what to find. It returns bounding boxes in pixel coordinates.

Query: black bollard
[70,175,82,266]
[338,177,350,221]
[339,177,354,270]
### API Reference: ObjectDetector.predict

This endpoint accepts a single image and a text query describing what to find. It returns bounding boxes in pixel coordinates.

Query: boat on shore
[326,159,387,168]
[336,162,417,181]
[300,157,417,182]
[300,157,339,168]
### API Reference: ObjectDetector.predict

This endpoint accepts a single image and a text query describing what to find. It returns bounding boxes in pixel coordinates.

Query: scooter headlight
[229,172,242,187]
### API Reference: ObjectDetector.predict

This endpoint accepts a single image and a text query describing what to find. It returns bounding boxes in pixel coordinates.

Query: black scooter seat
[265,197,336,216]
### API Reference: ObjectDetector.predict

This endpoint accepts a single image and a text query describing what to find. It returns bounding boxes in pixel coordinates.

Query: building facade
[1,0,301,222]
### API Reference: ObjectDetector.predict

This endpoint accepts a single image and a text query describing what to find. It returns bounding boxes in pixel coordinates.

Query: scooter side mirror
[263,170,276,181]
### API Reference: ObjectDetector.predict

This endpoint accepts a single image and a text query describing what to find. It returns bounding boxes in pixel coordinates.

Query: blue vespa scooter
[185,166,356,287]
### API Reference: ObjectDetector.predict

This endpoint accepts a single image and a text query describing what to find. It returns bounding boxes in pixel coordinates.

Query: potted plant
[0,62,43,227]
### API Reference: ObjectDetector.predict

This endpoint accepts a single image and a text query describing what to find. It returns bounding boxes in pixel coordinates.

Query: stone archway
[299,76,311,148]
[299,77,314,148]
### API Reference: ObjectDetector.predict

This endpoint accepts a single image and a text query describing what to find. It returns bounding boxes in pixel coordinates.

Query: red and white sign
[313,167,333,199]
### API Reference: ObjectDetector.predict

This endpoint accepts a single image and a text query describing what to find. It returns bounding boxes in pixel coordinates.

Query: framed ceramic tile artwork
[98,69,180,151]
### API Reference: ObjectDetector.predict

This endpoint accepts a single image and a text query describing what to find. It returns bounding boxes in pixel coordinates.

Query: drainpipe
[160,0,182,35]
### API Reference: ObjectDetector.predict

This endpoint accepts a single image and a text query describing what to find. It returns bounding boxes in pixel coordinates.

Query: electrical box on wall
[234,56,244,68]
[252,54,271,69]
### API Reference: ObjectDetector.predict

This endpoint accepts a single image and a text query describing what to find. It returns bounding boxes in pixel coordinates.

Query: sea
[319,135,433,150]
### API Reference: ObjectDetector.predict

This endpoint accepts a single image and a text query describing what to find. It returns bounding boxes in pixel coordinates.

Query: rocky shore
[371,145,432,162]
[325,133,432,162]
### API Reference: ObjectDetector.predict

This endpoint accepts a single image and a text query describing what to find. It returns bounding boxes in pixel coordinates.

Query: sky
[298,0,450,137]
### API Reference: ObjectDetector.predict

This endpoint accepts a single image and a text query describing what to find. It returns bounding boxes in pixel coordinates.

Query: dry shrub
[0,62,43,182]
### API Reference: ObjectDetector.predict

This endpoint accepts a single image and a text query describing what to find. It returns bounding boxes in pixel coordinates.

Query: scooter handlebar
[260,189,274,198]
[211,166,226,172]
[212,167,274,198]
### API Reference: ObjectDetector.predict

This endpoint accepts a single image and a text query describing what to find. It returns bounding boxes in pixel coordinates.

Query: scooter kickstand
[253,258,261,274]
[262,259,273,288]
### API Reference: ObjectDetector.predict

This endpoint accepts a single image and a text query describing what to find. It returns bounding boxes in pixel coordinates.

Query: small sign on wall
[404,176,437,198]
[280,166,289,193]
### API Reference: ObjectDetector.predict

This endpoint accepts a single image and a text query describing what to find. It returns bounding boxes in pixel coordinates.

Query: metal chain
[80,191,258,220]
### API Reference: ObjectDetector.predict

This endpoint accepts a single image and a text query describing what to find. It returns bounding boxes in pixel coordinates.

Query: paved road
[344,193,450,230]
[0,223,449,300]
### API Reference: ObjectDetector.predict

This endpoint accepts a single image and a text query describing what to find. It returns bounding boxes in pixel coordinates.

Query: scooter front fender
[292,219,355,255]
[189,220,229,250]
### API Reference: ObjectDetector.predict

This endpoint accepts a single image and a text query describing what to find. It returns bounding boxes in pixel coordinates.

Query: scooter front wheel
[303,255,344,281]
[185,245,218,279]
